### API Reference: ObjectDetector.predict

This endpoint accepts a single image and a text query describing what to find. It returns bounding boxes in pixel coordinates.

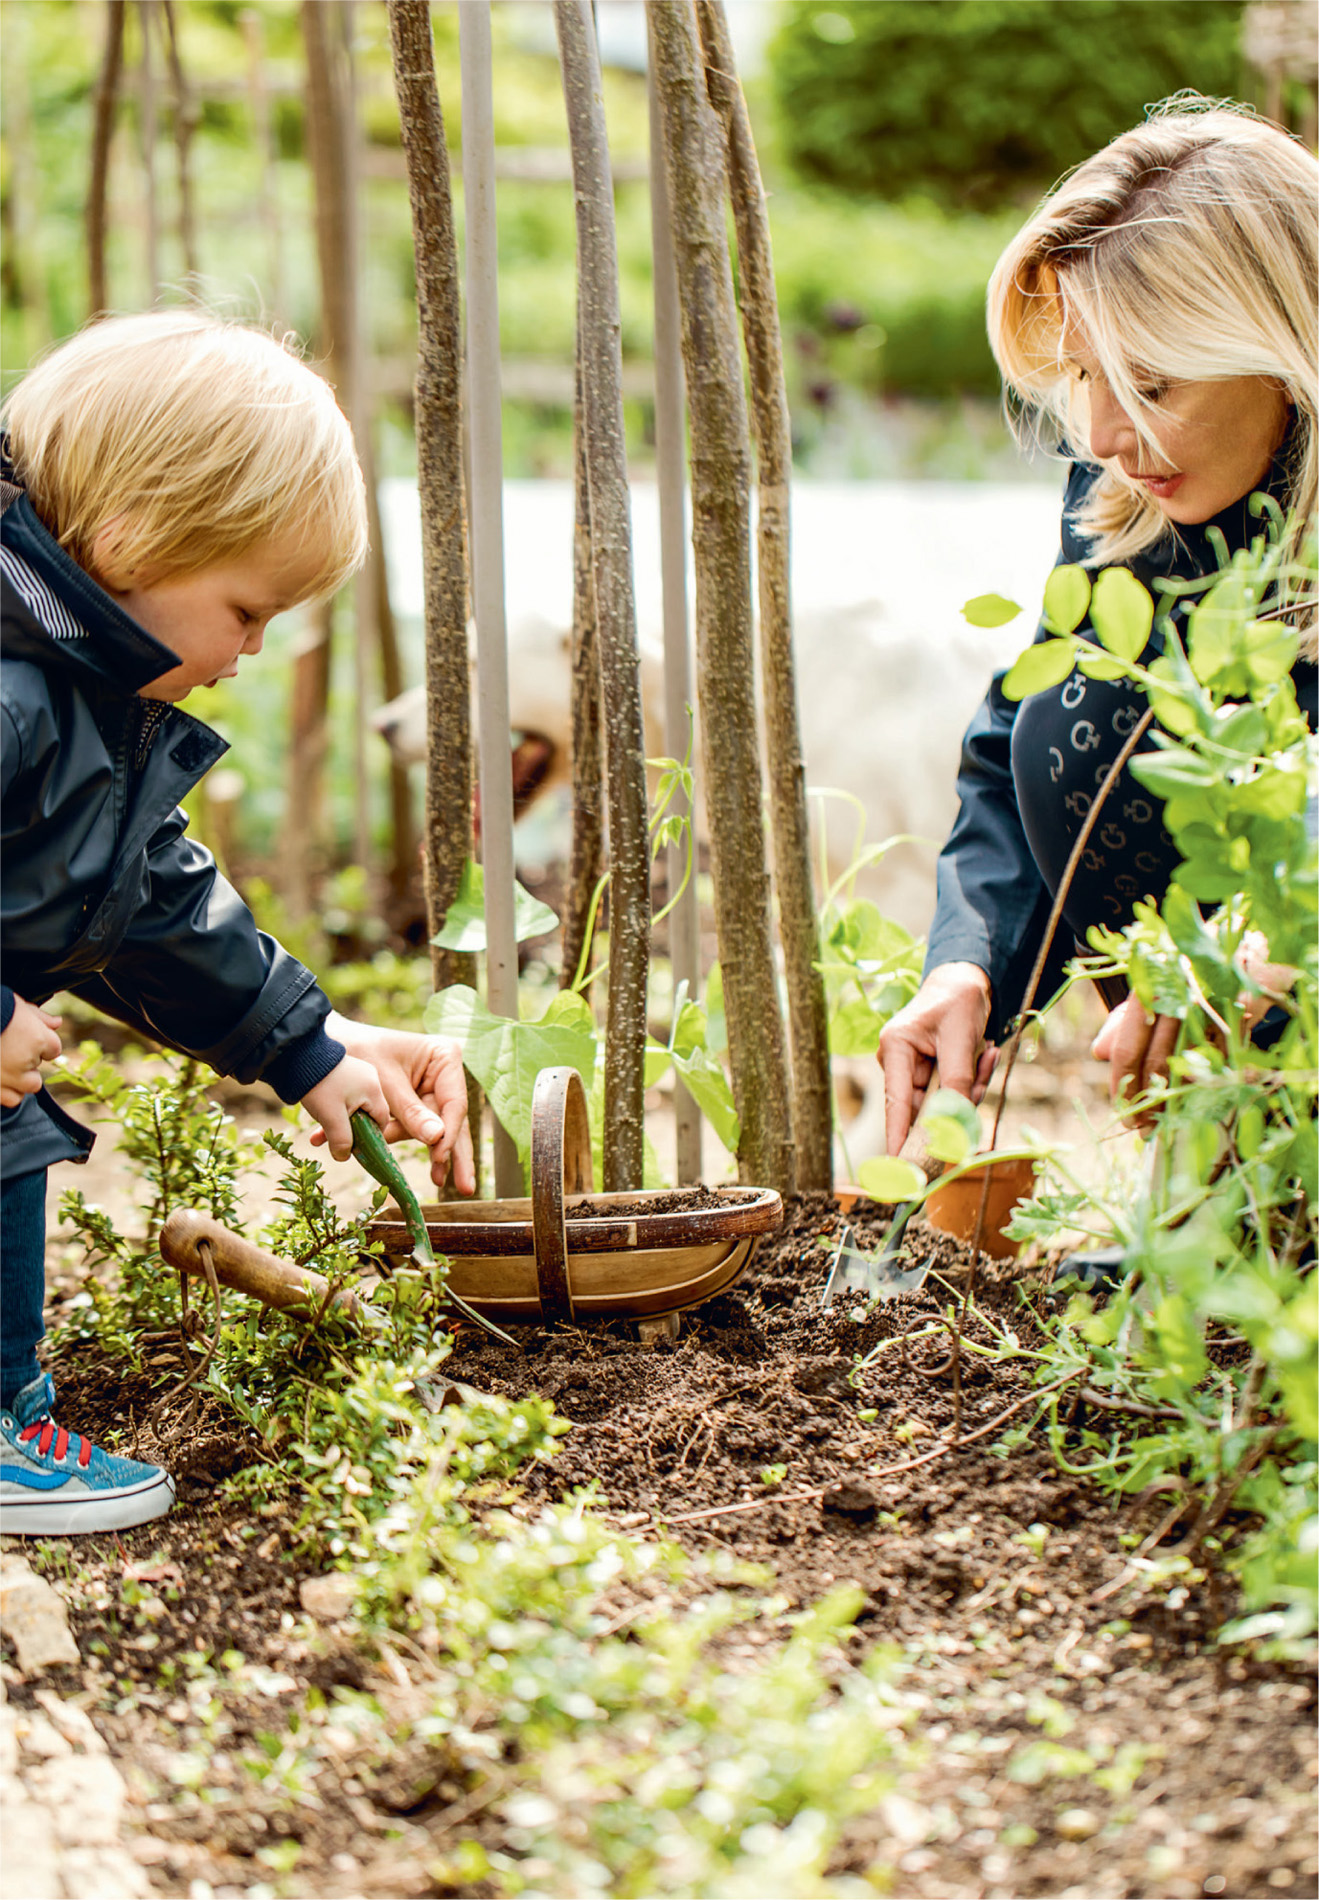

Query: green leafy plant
[976,520,1317,1640]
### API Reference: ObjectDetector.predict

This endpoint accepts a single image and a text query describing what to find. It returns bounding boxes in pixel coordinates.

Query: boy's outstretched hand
[0,997,63,1107]
[304,1016,476,1196]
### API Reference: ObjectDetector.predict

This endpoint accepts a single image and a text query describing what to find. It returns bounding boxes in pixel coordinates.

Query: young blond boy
[1,310,473,1534]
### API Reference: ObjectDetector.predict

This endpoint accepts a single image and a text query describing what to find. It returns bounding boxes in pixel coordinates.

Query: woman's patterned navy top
[925,455,1318,1039]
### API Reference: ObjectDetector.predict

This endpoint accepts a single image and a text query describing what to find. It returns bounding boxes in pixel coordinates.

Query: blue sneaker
[0,1374,174,1535]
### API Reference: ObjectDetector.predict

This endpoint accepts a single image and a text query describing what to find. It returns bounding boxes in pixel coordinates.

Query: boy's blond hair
[987,97,1317,644]
[3,310,368,600]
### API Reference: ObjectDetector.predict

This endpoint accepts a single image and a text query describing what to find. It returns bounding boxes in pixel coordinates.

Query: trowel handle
[158,1209,361,1320]
[898,1124,949,1185]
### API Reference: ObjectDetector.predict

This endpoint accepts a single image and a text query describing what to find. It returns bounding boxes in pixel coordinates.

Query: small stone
[4,1798,60,1897]
[821,1480,878,1525]
[0,1557,79,1673]
[28,1752,127,1845]
[60,1845,153,1898]
[17,1710,72,1759]
[34,1688,107,1753]
[299,1573,358,1621]
[878,1790,929,1847]
[1055,1808,1101,1842]
[793,1358,853,1399]
[130,1837,176,1866]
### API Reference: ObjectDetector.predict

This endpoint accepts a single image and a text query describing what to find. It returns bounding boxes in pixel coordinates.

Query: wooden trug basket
[367,1067,783,1326]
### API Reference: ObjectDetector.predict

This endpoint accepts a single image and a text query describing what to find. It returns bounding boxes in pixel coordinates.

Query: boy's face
[95,530,325,703]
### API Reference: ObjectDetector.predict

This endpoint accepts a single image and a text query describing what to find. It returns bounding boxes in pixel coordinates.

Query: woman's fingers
[878,964,993,1155]
[1093,996,1178,1130]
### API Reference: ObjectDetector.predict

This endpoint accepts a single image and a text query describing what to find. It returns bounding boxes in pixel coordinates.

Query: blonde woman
[880,98,1317,1163]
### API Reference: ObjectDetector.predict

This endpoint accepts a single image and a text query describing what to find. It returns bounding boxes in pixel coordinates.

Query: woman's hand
[312,1015,476,1195]
[877,962,997,1155]
[1095,934,1298,1134]
[1091,995,1178,1133]
[0,998,63,1108]
[1235,930,1296,1032]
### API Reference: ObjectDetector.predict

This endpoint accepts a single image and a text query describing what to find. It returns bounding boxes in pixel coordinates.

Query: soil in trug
[7,1189,1315,1900]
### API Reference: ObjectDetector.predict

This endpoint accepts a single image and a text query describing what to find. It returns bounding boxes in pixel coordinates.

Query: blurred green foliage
[768,0,1248,209]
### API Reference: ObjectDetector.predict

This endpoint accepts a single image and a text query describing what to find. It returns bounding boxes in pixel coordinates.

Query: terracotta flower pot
[924,1155,1038,1260]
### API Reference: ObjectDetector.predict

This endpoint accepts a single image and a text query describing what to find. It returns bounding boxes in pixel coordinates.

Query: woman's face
[1063,324,1291,527]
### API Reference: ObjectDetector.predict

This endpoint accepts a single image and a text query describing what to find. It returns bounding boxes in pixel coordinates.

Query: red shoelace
[19,1419,92,1468]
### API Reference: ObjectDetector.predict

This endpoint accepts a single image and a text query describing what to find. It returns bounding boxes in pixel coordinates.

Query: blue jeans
[1,1168,47,1410]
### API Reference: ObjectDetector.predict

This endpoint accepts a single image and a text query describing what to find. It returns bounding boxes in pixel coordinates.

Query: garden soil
[2,1063,1315,1900]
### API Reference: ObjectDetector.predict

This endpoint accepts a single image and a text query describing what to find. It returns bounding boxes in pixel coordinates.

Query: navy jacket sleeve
[923,465,1099,1040]
[73,808,345,1102]
[923,658,1057,1041]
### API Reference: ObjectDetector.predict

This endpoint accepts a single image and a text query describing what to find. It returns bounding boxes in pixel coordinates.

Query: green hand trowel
[349,1110,519,1348]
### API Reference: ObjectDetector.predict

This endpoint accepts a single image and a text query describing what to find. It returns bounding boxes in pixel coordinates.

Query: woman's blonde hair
[988,96,1317,635]
[2,309,368,599]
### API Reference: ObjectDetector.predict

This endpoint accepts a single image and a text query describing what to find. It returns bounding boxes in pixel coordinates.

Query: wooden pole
[294,0,356,904]
[554,0,651,1192]
[88,0,125,317]
[647,52,702,1185]
[697,0,832,1190]
[385,1,477,992]
[137,0,160,301]
[647,0,794,1194]
[459,0,522,1200]
[159,0,198,283]
[560,341,606,996]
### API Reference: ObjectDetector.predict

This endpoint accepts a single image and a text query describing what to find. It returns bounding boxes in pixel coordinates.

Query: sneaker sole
[0,1471,175,1536]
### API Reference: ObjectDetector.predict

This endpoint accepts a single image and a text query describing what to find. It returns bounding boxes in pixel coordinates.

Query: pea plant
[972,518,1317,1643]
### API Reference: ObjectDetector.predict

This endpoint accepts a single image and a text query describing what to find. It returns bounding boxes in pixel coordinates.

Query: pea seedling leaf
[1042,564,1092,636]
[920,1087,983,1164]
[1002,637,1078,701]
[857,1156,926,1203]
[1089,567,1153,661]
[962,592,1022,628]
[423,984,596,1172]
[671,1043,740,1153]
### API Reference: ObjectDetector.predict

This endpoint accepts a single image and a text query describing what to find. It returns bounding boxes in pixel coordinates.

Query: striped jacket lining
[2,544,91,644]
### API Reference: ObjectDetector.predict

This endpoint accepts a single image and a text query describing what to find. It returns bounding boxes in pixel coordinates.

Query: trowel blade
[820,1221,930,1308]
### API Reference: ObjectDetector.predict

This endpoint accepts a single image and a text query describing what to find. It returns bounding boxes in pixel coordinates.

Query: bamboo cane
[459,2,522,1199]
[647,53,703,1186]
[646,0,795,1194]
[555,0,652,1191]
[696,0,832,1190]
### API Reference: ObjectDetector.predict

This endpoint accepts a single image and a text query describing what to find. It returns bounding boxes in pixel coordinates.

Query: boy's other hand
[0,998,63,1107]
[320,1016,476,1196]
[301,1056,391,1164]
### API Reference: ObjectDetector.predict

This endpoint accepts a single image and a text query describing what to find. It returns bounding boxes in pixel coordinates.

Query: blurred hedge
[768,194,1018,400]
[768,0,1248,209]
